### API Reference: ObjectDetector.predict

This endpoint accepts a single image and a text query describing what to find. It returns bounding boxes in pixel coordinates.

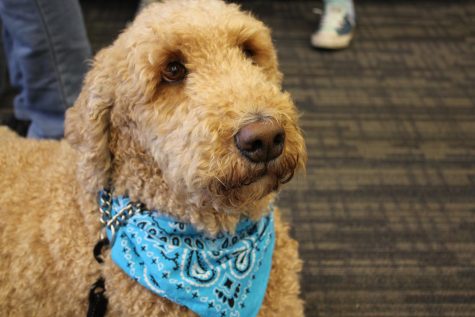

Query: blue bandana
[99,191,275,317]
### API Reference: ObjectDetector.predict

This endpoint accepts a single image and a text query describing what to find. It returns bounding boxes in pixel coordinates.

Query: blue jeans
[0,0,91,139]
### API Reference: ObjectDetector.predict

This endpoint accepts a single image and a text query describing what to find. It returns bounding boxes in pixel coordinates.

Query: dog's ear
[65,48,116,194]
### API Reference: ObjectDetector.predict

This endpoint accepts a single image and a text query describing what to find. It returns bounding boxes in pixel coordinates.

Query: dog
[0,0,307,316]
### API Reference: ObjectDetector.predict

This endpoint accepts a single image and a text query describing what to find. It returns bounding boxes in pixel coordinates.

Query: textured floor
[2,0,475,316]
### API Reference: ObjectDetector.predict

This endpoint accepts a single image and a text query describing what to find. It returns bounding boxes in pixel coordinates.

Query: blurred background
[1,0,475,316]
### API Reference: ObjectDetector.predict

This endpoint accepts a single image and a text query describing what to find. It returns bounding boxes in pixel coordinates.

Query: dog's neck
[106,128,272,235]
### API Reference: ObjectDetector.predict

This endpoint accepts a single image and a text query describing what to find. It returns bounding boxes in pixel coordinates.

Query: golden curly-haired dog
[0,0,307,316]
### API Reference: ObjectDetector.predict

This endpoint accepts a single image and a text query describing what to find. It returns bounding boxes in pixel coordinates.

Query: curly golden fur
[0,0,307,316]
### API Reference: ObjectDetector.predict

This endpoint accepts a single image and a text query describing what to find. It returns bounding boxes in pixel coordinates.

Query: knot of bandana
[99,191,275,317]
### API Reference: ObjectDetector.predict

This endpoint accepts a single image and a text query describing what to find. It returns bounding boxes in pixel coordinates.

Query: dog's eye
[242,45,257,65]
[162,61,187,83]
[243,48,254,59]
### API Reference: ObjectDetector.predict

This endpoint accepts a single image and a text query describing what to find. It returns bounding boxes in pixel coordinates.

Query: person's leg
[0,0,91,139]
[311,0,355,50]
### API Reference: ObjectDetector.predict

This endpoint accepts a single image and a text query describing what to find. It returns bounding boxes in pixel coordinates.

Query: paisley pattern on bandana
[102,193,275,317]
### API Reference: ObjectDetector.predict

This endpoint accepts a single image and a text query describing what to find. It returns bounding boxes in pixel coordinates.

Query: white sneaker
[311,1,355,49]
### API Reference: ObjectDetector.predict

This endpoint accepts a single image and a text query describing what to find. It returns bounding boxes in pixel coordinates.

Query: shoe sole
[310,32,353,50]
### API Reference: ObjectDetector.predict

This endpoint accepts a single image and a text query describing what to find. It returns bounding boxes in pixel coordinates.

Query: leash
[87,190,113,317]
[87,275,108,317]
[87,237,109,317]
[87,188,143,317]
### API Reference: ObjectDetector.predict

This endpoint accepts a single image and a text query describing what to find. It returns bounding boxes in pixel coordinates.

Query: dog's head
[66,0,306,230]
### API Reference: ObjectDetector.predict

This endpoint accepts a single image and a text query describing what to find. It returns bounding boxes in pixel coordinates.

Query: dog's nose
[235,120,285,163]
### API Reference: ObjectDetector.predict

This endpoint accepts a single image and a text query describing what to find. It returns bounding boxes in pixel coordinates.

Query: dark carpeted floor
[1,1,475,316]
